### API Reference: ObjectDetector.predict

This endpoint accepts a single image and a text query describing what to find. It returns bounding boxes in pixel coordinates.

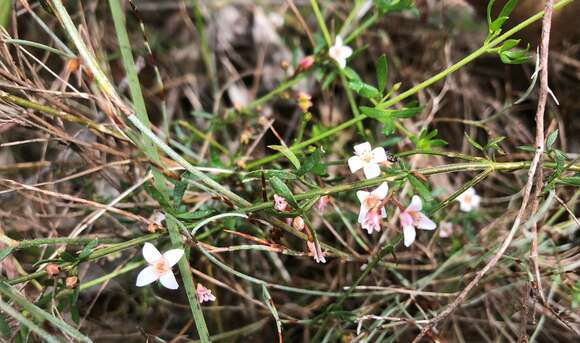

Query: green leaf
[560,176,580,186]
[270,176,299,209]
[144,183,172,211]
[499,0,518,19]
[374,0,416,15]
[343,67,361,81]
[175,210,214,220]
[490,16,509,33]
[173,179,188,208]
[499,39,520,52]
[358,83,381,99]
[464,132,484,152]
[244,170,298,180]
[78,239,98,261]
[546,129,559,150]
[499,49,529,64]
[268,145,301,170]
[0,247,13,263]
[376,54,388,94]
[0,314,10,338]
[407,174,433,202]
[298,148,326,176]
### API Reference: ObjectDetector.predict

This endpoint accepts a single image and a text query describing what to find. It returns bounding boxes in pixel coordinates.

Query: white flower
[455,187,481,212]
[399,195,436,247]
[356,182,388,234]
[136,243,184,290]
[328,36,352,69]
[348,142,389,179]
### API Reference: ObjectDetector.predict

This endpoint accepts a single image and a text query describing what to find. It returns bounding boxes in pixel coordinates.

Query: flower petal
[363,163,381,179]
[381,207,387,218]
[459,202,472,212]
[136,266,159,287]
[416,213,436,231]
[399,211,413,228]
[163,249,184,267]
[356,190,370,203]
[370,147,388,164]
[353,142,372,156]
[407,195,423,212]
[472,194,481,208]
[159,271,179,290]
[371,182,389,200]
[348,156,364,173]
[358,205,369,224]
[142,243,162,264]
[403,225,416,247]
[337,57,347,69]
[334,36,343,47]
[341,46,353,59]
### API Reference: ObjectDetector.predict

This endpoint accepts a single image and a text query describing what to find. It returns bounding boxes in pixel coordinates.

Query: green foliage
[407,174,433,202]
[374,0,416,15]
[298,147,326,176]
[270,176,299,209]
[376,54,388,94]
[464,132,484,152]
[360,102,421,135]
[411,129,447,151]
[268,145,301,170]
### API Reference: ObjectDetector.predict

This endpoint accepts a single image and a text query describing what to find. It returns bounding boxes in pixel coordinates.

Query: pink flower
[439,221,453,238]
[196,283,216,303]
[316,195,331,213]
[356,182,389,234]
[399,195,437,247]
[307,240,326,264]
[273,194,289,212]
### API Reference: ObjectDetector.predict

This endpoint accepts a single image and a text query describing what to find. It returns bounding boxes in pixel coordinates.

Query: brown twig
[410,1,555,341]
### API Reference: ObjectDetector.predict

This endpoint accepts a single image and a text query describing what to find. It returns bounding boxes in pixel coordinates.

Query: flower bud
[292,216,305,231]
[46,264,60,277]
[65,276,78,289]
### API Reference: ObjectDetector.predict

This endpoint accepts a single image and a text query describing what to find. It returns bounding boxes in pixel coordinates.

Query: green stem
[167,215,211,342]
[310,0,332,45]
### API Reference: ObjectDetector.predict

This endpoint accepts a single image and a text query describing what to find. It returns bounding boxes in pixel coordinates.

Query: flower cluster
[350,142,437,246]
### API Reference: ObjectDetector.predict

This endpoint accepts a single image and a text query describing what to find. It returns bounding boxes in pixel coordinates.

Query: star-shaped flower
[136,243,184,290]
[455,187,481,212]
[328,36,352,69]
[356,182,389,234]
[348,142,389,179]
[399,195,436,247]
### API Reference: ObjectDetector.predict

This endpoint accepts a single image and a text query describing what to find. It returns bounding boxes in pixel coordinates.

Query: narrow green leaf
[407,174,433,202]
[268,145,301,170]
[269,176,299,209]
[0,247,13,262]
[376,54,388,94]
[546,129,559,150]
[499,0,519,19]
[0,313,11,338]
[464,132,484,152]
[560,176,580,186]
[165,216,211,342]
[173,179,188,208]
[174,210,214,220]
[78,239,99,261]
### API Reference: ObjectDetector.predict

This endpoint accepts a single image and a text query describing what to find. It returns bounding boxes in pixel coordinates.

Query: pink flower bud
[297,55,315,72]
[273,194,289,212]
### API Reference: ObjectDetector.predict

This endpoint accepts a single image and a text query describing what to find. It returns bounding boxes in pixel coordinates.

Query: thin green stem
[310,0,332,45]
